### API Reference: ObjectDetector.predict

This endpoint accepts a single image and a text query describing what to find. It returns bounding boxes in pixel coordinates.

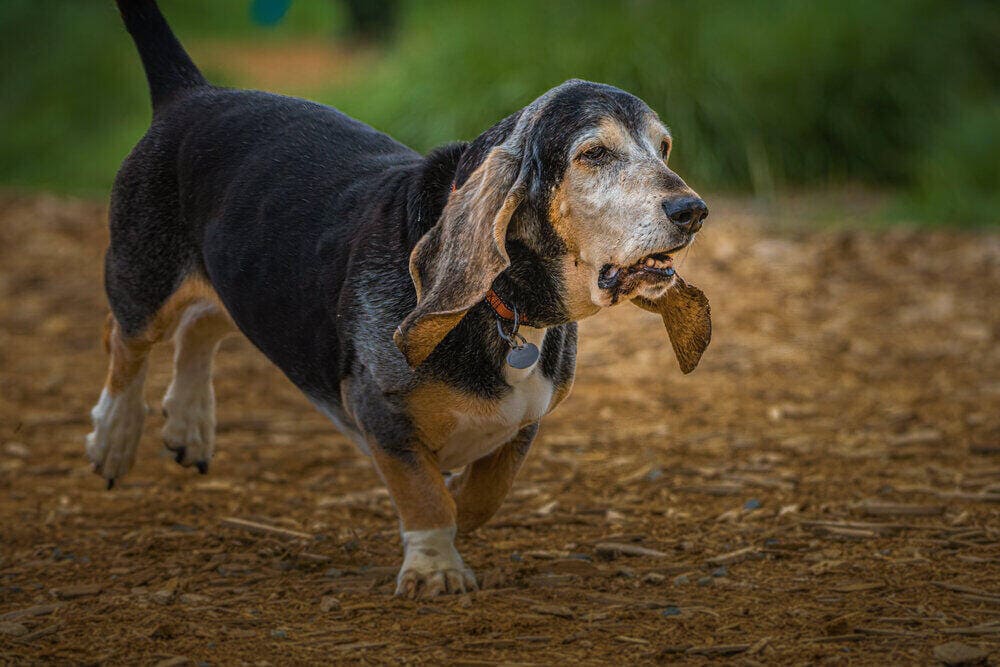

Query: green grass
[1,0,996,225]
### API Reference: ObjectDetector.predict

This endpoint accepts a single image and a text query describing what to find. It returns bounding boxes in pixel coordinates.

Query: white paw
[85,381,146,487]
[395,527,478,598]
[161,382,215,473]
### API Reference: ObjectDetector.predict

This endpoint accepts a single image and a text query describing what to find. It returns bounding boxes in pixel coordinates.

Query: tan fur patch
[448,428,534,533]
[105,276,230,395]
[371,446,457,532]
[407,381,496,449]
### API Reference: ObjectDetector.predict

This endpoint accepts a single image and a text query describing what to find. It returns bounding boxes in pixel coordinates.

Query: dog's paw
[161,385,215,472]
[395,527,478,598]
[85,384,146,486]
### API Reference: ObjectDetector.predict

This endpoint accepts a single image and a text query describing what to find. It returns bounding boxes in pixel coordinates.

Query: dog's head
[395,79,711,371]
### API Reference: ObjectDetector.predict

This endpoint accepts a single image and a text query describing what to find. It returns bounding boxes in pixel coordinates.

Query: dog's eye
[579,145,609,162]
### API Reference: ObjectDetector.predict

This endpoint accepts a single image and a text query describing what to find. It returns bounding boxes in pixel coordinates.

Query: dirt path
[1,194,998,665]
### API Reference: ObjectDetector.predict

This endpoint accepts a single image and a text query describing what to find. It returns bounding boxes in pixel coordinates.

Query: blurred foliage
[1,0,997,224]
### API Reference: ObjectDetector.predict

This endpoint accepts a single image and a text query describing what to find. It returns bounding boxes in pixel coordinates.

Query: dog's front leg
[447,423,538,534]
[370,445,477,598]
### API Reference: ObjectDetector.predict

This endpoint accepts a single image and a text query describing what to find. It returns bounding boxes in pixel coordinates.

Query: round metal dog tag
[506,343,540,369]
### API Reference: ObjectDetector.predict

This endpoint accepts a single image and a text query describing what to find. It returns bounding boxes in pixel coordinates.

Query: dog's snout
[662,196,708,233]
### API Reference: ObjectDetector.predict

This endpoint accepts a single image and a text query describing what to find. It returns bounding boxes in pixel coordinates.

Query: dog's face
[525,84,707,319]
[395,80,711,371]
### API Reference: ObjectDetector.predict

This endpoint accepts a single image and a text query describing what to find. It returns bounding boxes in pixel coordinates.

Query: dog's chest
[422,328,553,471]
[438,370,553,471]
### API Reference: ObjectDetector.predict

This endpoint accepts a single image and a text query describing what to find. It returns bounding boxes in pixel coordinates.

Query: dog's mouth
[597,251,677,291]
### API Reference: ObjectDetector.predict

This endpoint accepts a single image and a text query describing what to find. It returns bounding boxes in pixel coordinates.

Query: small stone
[154,658,191,667]
[712,565,728,577]
[151,589,175,605]
[743,498,762,511]
[933,641,989,666]
[0,622,28,637]
[319,595,340,612]
[270,629,288,639]
[179,593,210,605]
[643,572,666,584]
[510,552,523,562]
[697,576,713,586]
[615,566,636,578]
[661,606,681,617]
[673,574,690,586]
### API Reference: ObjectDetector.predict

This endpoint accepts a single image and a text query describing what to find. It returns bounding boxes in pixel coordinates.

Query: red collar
[485,289,530,325]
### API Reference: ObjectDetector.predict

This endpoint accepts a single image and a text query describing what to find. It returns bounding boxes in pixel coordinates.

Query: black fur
[108,1,656,462]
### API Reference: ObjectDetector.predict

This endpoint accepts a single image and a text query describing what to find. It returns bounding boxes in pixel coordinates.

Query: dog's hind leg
[86,313,157,488]
[161,299,233,472]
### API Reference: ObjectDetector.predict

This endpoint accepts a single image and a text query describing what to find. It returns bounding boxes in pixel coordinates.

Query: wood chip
[831,582,885,593]
[860,502,944,517]
[51,584,102,600]
[595,542,668,559]
[615,636,650,645]
[706,546,760,566]
[890,429,943,446]
[686,644,750,656]
[933,581,1000,602]
[17,624,60,642]
[807,634,866,643]
[531,604,574,619]
[219,517,313,541]
[940,625,1000,636]
[0,604,59,621]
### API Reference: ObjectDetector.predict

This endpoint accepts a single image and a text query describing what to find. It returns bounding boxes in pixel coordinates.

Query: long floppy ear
[394,147,524,367]
[633,277,712,374]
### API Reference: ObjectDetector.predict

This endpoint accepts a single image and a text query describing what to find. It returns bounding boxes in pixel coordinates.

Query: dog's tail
[115,0,207,109]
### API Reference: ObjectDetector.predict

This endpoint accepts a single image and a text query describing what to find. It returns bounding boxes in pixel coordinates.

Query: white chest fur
[435,326,552,471]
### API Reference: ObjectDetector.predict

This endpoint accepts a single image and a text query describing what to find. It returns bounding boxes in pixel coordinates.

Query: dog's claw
[106,478,115,491]
[395,567,477,599]
[195,460,208,475]
[173,446,186,464]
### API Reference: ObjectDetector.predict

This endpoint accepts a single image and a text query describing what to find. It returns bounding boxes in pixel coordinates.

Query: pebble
[643,572,666,584]
[661,606,681,617]
[697,576,714,586]
[151,589,175,605]
[3,442,29,458]
[673,574,690,586]
[153,658,191,667]
[712,565,728,577]
[319,595,340,612]
[270,629,288,639]
[743,498,762,511]
[0,622,28,637]
[933,641,989,666]
[179,593,210,605]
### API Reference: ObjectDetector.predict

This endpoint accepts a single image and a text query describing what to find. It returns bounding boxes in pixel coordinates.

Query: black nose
[662,196,708,233]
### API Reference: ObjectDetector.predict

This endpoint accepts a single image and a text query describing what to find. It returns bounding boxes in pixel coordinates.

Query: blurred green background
[1,0,997,224]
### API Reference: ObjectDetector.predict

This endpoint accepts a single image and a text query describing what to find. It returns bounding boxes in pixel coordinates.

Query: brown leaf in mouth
[633,276,712,374]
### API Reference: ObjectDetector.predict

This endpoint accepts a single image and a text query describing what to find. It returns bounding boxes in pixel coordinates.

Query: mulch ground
[1,194,998,665]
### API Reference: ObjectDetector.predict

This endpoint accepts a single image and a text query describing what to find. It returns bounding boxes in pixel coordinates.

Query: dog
[87,0,711,598]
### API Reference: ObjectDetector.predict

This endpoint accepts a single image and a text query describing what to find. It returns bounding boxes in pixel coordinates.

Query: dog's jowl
[88,0,711,597]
